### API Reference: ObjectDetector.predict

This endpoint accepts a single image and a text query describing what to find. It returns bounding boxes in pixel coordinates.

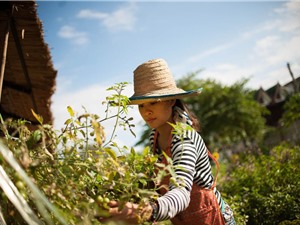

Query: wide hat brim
[128,88,202,105]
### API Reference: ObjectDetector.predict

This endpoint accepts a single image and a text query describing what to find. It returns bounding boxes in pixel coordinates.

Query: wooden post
[0,22,10,103]
[287,62,298,93]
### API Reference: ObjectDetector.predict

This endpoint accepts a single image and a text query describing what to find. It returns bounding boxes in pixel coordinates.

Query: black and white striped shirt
[150,128,222,221]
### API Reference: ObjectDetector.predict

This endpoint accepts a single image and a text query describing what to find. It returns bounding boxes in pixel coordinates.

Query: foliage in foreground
[0,83,174,224]
[221,144,300,225]
[1,81,299,225]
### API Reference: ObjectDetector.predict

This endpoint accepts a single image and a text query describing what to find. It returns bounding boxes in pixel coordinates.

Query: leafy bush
[221,144,300,225]
[0,83,173,225]
[281,93,300,127]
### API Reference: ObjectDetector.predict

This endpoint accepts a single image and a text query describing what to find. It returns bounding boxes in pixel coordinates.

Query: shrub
[221,144,300,225]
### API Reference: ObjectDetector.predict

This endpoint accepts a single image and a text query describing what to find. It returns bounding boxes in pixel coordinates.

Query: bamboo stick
[0,22,10,103]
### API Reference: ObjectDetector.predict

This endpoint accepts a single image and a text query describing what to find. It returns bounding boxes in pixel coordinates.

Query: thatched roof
[0,1,56,126]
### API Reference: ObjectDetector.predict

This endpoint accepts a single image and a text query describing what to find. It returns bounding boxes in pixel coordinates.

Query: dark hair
[174,99,201,132]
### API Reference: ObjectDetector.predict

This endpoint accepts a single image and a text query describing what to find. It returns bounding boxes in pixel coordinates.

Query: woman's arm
[155,134,198,221]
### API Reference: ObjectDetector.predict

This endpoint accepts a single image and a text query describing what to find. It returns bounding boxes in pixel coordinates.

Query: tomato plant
[0,83,174,225]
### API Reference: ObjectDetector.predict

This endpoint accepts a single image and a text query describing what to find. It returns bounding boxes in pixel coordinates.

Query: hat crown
[132,58,183,97]
[129,58,201,105]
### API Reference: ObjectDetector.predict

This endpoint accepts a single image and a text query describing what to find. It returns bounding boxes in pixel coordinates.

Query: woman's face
[138,100,175,129]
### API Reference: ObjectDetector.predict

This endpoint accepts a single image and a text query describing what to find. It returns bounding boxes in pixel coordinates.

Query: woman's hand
[98,201,153,225]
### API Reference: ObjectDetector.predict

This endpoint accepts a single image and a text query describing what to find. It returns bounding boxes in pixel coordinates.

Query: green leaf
[67,106,75,117]
[108,171,116,181]
[104,148,117,160]
[142,146,150,156]
[64,118,72,125]
[130,148,135,155]
[31,109,43,124]
[79,129,85,138]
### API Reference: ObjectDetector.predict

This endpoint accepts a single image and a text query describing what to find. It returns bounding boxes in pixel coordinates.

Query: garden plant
[0,82,174,225]
[0,81,299,225]
[220,144,300,225]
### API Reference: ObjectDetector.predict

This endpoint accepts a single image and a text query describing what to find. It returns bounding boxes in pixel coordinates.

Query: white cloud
[177,0,300,90]
[200,61,294,90]
[265,36,300,65]
[77,9,107,20]
[249,1,300,69]
[187,43,233,64]
[58,25,88,45]
[171,42,234,77]
[200,63,253,86]
[241,20,280,39]
[242,1,300,38]
[273,0,300,32]
[77,2,137,32]
[275,1,300,16]
[254,35,280,58]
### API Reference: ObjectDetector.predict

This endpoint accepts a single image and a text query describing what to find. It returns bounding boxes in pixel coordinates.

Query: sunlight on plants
[1,82,298,225]
[0,82,175,224]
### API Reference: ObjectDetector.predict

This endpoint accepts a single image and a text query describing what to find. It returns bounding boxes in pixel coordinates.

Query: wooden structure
[255,76,300,127]
[0,1,56,126]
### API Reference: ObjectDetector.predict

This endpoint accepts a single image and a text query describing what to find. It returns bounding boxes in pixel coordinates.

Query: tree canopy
[177,73,268,150]
[281,93,300,127]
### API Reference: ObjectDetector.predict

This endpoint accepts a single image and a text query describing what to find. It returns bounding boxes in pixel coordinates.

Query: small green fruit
[96,195,104,204]
[16,181,25,190]
[103,197,110,204]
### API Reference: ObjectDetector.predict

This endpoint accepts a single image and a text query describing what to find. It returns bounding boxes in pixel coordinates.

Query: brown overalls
[154,131,225,225]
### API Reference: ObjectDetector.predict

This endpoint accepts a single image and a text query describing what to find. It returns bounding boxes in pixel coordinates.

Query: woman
[99,58,236,225]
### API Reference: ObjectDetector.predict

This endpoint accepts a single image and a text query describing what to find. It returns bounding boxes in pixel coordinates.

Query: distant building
[254,76,300,146]
[255,76,300,127]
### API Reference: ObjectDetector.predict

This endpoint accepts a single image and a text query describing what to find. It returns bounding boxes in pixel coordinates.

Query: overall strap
[207,149,220,190]
[153,131,158,152]
[153,130,173,156]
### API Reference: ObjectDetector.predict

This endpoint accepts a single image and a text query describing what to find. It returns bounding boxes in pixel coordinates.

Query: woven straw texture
[129,58,201,104]
[132,58,185,97]
[0,1,56,127]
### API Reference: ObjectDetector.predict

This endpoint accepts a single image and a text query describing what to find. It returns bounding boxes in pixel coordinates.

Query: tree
[177,73,269,151]
[281,93,300,127]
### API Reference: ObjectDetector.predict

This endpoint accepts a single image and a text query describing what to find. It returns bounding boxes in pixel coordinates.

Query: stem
[0,141,69,225]
[84,116,88,159]
[103,92,122,152]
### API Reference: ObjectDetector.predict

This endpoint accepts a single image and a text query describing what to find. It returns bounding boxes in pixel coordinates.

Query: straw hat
[129,58,202,105]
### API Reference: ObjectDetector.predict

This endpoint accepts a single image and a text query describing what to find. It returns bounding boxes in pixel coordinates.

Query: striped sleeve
[150,129,221,221]
[155,131,198,221]
[157,187,191,220]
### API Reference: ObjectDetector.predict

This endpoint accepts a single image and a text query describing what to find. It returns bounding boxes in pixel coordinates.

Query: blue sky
[36,1,300,149]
